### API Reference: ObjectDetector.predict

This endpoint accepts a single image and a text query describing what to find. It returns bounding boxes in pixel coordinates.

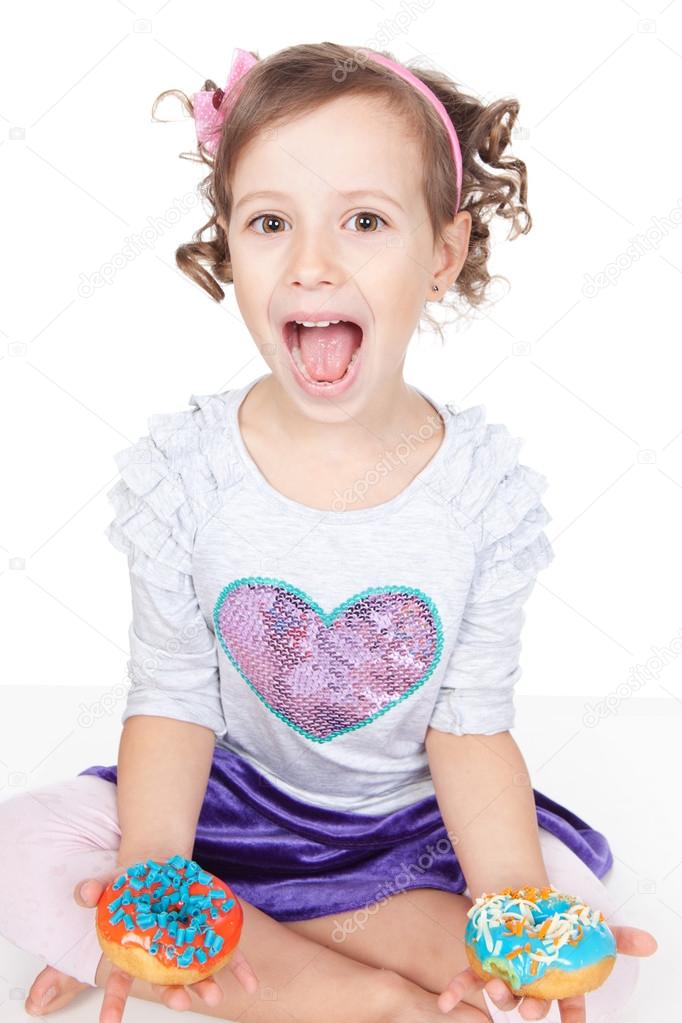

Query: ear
[428,211,472,300]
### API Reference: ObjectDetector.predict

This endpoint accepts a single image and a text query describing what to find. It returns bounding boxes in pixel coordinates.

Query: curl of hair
[152,42,531,342]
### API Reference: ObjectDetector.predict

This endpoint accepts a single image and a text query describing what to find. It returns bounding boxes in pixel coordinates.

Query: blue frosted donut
[464,884,617,1000]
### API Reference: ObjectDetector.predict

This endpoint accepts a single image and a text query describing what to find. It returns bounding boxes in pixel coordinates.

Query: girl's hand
[74,861,259,1023]
[436,925,658,1022]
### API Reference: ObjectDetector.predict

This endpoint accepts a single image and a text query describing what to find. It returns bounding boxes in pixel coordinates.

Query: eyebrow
[234,188,406,214]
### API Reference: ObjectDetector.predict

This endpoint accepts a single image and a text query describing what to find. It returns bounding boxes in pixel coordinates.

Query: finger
[483,977,523,1011]
[611,925,659,956]
[100,966,134,1023]
[150,983,193,1012]
[438,966,484,1012]
[558,993,586,1023]
[229,948,260,993]
[189,975,224,1007]
[518,995,552,1019]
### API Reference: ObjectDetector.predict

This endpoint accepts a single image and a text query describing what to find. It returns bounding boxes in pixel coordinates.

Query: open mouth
[282,320,364,386]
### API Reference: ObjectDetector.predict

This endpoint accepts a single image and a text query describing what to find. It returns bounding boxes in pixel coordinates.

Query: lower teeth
[291,343,359,385]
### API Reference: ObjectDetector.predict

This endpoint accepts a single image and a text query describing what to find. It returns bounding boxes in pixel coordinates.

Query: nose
[285,223,341,289]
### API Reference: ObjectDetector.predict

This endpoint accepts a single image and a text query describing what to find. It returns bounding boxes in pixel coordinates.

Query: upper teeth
[293,319,341,327]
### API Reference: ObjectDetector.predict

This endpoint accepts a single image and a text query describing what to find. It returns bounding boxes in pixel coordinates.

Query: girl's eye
[247,211,388,235]
[344,211,388,232]
[248,214,291,235]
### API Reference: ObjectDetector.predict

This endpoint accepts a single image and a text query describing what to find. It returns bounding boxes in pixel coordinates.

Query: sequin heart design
[213,578,443,743]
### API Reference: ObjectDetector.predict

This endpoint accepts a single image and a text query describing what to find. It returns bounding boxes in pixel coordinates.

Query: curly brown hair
[152,41,531,342]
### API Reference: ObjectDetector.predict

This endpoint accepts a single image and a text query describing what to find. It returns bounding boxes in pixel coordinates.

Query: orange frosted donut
[96,854,243,985]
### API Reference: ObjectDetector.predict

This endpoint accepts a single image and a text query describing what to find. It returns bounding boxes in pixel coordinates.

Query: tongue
[296,322,362,382]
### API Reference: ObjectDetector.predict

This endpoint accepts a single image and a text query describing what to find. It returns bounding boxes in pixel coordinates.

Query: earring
[431,284,439,292]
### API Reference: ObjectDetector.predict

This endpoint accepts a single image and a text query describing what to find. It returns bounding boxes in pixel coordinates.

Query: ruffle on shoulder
[441,403,556,603]
[105,391,244,593]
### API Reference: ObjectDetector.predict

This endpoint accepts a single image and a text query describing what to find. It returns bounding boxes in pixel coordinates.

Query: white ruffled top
[104,374,555,815]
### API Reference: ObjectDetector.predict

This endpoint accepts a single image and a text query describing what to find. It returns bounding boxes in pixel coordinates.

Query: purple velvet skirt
[78,744,613,922]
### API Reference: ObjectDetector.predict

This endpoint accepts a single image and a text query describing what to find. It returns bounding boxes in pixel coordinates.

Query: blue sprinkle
[222,899,235,912]
[136,915,156,931]
[152,928,163,942]
[122,913,135,931]
[197,871,212,885]
[203,930,215,950]
[212,934,224,954]
[208,888,223,900]
[165,946,176,960]
[109,907,125,925]
[112,875,127,891]
[210,906,218,920]
[107,896,124,913]
[150,942,159,955]
[195,947,207,965]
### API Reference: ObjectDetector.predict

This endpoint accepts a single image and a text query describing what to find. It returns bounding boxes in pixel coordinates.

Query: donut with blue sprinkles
[464,884,617,1000]
[95,854,243,985]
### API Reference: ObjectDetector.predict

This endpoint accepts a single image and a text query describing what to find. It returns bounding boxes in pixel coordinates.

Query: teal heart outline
[213,576,444,743]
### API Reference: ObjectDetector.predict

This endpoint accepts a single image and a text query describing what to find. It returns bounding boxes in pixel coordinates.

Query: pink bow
[192,48,258,156]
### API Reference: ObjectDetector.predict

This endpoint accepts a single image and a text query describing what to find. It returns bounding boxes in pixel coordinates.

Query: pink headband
[193,47,463,214]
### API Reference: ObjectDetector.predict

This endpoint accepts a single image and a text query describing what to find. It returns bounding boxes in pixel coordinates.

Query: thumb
[73,866,123,908]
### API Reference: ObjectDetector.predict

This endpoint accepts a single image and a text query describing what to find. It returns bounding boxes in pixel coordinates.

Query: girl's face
[225,93,470,421]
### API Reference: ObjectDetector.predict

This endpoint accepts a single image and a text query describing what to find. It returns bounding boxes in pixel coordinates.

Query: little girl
[0,41,656,1023]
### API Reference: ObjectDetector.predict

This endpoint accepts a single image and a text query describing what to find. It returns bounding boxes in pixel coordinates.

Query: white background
[1,0,679,1018]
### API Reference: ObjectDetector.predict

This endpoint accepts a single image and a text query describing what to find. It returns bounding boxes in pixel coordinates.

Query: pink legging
[0,774,640,1021]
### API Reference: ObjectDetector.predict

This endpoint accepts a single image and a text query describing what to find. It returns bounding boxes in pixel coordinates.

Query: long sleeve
[429,409,555,736]
[105,410,227,739]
